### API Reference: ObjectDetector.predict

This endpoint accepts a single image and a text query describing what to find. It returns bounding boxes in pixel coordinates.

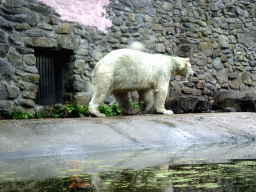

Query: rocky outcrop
[0,81,20,100]
[213,90,256,112]
[165,96,212,114]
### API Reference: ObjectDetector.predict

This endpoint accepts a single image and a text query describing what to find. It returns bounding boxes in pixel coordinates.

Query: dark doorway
[35,49,71,105]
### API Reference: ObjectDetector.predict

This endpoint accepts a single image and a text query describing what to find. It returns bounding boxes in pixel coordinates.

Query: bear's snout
[189,71,197,78]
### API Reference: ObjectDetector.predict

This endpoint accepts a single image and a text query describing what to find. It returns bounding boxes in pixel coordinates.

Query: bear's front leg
[154,85,174,115]
[160,109,174,114]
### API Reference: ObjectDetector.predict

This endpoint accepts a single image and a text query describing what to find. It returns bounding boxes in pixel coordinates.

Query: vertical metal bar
[49,57,52,104]
[42,54,44,105]
[48,56,53,105]
[43,55,46,105]
[52,57,55,104]
[45,56,48,105]
[47,57,52,103]
[43,54,46,105]
[37,54,40,105]
[47,56,49,105]
[40,54,43,105]
[50,57,53,104]
[45,56,47,104]
[52,57,56,104]
[35,55,38,104]
[37,54,39,105]
[37,54,42,105]
[40,54,42,105]
[41,54,44,105]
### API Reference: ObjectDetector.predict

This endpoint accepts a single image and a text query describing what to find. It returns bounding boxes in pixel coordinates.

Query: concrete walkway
[0,112,256,182]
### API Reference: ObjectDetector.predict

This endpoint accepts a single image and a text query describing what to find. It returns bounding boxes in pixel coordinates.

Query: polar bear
[88,42,195,117]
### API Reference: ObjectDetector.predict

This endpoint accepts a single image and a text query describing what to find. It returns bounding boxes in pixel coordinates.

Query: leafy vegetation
[9,101,141,119]
[130,101,141,109]
[51,101,89,118]
[11,109,32,120]
[99,103,122,116]
[34,113,43,119]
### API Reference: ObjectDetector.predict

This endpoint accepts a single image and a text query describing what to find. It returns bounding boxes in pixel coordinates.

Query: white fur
[89,43,193,117]
[127,41,146,52]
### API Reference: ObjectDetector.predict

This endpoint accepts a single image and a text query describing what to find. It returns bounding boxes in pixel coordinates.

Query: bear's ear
[184,58,189,63]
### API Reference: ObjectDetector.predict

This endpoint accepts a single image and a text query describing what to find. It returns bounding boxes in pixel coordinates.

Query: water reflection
[1,160,256,191]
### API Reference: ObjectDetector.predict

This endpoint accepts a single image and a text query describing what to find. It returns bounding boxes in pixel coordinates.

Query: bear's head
[175,58,194,80]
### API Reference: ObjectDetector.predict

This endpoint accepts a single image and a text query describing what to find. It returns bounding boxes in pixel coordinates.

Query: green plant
[99,103,122,116]
[51,101,140,118]
[52,102,89,118]
[11,109,32,119]
[130,101,141,109]
[180,111,184,114]
[200,116,204,119]
[34,113,43,119]
[52,107,67,118]
[75,105,89,117]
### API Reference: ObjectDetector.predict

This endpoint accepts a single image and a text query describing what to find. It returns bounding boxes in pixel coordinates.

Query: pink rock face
[39,0,114,33]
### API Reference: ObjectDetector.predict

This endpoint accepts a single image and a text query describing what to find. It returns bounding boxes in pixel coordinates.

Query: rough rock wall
[104,0,256,99]
[1,0,256,117]
[0,0,107,117]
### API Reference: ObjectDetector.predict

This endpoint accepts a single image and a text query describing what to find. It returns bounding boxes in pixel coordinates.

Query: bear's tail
[127,41,146,52]
[88,69,96,98]
[88,80,96,98]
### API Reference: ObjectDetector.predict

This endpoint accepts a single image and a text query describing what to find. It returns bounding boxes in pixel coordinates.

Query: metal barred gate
[35,50,65,105]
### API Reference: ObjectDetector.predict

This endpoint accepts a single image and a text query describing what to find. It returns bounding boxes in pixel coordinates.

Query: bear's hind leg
[138,90,154,114]
[113,92,140,115]
[89,90,109,117]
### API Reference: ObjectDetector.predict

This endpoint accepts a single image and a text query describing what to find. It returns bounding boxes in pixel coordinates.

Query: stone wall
[0,0,104,117]
[1,0,256,118]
